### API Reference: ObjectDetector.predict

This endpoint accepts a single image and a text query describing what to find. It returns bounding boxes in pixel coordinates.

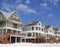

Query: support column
[20,38,22,42]
[38,39,39,43]
[38,33,39,36]
[2,29,3,36]
[35,33,36,37]
[15,37,17,43]
[6,29,7,33]
[32,33,33,37]
[40,39,41,43]
[37,39,39,43]
[16,31,18,35]
[11,30,13,33]
[25,38,26,42]
[10,36,11,43]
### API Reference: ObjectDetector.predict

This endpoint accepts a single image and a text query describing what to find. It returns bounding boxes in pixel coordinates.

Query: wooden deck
[0,32,26,44]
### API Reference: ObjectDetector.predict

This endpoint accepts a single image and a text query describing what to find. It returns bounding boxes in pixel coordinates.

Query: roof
[25,21,39,27]
[44,25,52,29]
[53,28,59,31]
[0,10,15,19]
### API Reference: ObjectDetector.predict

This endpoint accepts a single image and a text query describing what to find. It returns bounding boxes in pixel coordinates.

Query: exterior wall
[23,22,44,32]
[44,26,55,39]
[54,29,60,40]
[0,11,24,43]
[6,20,22,30]
[7,21,13,28]
[0,21,6,27]
[17,24,22,31]
[23,22,44,39]
[23,26,32,31]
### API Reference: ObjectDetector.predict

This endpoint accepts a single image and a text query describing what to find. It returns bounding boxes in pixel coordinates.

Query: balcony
[11,32,26,36]
[36,34,45,39]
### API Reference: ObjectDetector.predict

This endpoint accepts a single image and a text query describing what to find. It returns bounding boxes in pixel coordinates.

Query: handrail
[11,32,26,36]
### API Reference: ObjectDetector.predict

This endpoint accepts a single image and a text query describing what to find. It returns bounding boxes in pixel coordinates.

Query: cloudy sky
[0,0,60,27]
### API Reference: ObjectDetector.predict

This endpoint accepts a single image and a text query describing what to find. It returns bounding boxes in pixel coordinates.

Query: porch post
[6,29,7,33]
[16,31,18,35]
[35,33,36,37]
[11,30,13,33]
[25,38,26,42]
[10,36,11,43]
[32,33,33,37]
[2,29,3,36]
[15,37,17,43]
[20,38,22,42]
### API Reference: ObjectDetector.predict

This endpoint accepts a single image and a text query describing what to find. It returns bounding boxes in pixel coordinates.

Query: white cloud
[40,2,51,10]
[2,3,12,12]
[52,0,59,6]
[44,0,59,6]
[2,7,11,12]
[1,2,37,14]
[48,14,54,17]
[17,4,37,14]
[40,3,48,7]
[15,0,21,4]
[26,0,30,4]
[39,0,59,10]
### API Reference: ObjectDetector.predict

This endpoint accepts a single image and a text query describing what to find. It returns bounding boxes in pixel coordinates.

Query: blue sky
[0,0,60,28]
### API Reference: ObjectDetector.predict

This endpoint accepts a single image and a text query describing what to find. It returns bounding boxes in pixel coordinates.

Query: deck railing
[11,32,26,36]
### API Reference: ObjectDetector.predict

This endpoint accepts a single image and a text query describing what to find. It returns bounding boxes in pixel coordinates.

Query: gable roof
[44,25,52,29]
[0,10,15,19]
[25,21,40,27]
[53,28,59,31]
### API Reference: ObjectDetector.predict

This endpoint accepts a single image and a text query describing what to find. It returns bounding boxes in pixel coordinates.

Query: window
[7,21,12,27]
[57,32,60,35]
[42,28,43,31]
[39,23,40,25]
[17,24,22,29]
[46,35,48,38]
[55,32,57,34]
[28,33,31,37]
[36,27,38,30]
[32,27,34,30]
[13,23,17,28]
[49,30,52,32]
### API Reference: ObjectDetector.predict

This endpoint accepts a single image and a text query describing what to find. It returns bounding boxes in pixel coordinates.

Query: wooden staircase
[0,32,11,44]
